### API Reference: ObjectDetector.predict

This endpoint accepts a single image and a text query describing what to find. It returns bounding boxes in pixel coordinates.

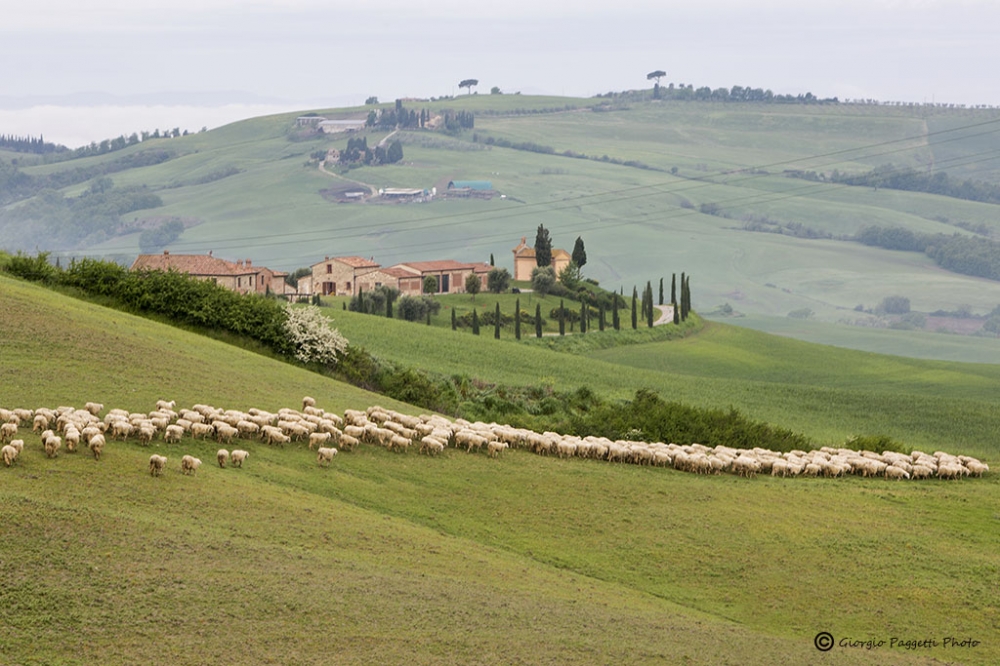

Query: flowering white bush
[284,304,349,365]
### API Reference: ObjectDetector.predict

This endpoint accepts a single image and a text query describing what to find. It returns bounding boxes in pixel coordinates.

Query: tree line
[338,136,403,166]
[597,80,837,104]
[787,163,1000,206]
[855,225,1000,282]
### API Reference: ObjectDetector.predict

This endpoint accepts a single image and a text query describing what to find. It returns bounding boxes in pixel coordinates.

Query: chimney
[163,250,169,255]
[246,258,252,267]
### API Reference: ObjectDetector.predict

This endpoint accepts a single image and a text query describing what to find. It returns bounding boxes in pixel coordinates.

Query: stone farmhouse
[511,236,571,281]
[130,251,290,296]
[301,256,492,297]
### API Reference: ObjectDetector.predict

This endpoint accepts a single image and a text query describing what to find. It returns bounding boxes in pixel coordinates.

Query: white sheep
[156,399,177,411]
[84,402,104,416]
[217,449,229,468]
[302,396,316,410]
[0,422,17,443]
[885,465,910,480]
[164,424,184,443]
[316,446,338,466]
[44,435,62,458]
[487,441,509,458]
[181,455,202,475]
[338,434,359,452]
[230,449,249,467]
[89,435,106,461]
[149,454,168,476]
[2,442,22,466]
[308,432,332,450]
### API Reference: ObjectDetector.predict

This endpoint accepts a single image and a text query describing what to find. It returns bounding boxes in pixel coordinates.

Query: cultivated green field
[6,95,1000,364]
[2,274,998,665]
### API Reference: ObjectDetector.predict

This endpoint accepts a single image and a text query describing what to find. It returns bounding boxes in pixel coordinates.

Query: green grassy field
[2,273,998,665]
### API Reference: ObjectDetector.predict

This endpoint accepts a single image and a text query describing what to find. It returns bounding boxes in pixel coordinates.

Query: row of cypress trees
[447,273,691,338]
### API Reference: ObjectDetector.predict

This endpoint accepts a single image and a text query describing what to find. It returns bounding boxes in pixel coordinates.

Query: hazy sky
[3,0,999,146]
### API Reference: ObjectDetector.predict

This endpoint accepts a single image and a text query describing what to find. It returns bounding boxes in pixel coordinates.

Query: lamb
[217,449,229,468]
[149,454,168,476]
[230,449,249,467]
[487,441,509,458]
[180,455,202,475]
[316,446,338,466]
[88,434,106,460]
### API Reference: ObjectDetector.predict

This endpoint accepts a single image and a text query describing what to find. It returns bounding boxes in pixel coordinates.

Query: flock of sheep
[0,398,990,482]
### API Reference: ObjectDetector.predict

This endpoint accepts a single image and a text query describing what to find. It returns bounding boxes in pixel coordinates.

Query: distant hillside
[4,95,1000,360]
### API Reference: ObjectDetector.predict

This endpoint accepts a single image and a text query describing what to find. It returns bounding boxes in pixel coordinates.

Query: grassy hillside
[6,96,1000,361]
[330,308,1000,458]
[2,274,998,665]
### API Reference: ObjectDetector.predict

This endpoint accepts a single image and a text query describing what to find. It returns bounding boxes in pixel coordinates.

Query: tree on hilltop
[572,236,587,269]
[534,224,552,268]
[647,70,666,84]
[459,79,479,95]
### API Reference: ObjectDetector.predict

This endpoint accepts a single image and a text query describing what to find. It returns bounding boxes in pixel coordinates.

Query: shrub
[283,304,348,365]
[530,266,556,296]
[397,295,441,322]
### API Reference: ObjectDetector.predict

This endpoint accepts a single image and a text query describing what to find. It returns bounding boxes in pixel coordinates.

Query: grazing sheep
[302,396,316,410]
[217,449,229,468]
[966,460,989,477]
[164,424,184,443]
[338,434,359,452]
[44,435,62,458]
[215,423,238,445]
[181,455,202,475]
[316,446,338,466]
[156,399,176,411]
[85,402,104,416]
[2,443,20,467]
[885,465,911,480]
[149,454,168,476]
[89,435,106,460]
[0,422,17,443]
[308,432,332,450]
[230,449,249,468]
[63,427,80,452]
[487,441,509,458]
[419,436,446,456]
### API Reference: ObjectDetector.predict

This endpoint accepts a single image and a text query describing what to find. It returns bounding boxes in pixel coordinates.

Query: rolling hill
[4,95,1000,363]
[1,273,998,665]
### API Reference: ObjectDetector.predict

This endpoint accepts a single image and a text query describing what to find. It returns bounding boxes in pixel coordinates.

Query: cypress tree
[646,284,654,328]
[386,292,393,318]
[580,301,587,333]
[515,298,521,340]
[534,224,552,268]
[599,302,605,331]
[489,253,495,266]
[558,299,566,336]
[426,309,431,325]
[659,277,664,306]
[357,286,364,313]
[631,287,638,329]
[673,300,680,325]
[680,272,687,321]
[494,302,501,339]
[671,273,677,305]
[535,303,542,338]
[612,295,620,330]
[451,308,457,330]
[472,308,480,335]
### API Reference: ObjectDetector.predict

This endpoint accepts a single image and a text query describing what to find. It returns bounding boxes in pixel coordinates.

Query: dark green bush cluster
[5,254,292,356]
[569,389,810,453]
[855,224,1000,282]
